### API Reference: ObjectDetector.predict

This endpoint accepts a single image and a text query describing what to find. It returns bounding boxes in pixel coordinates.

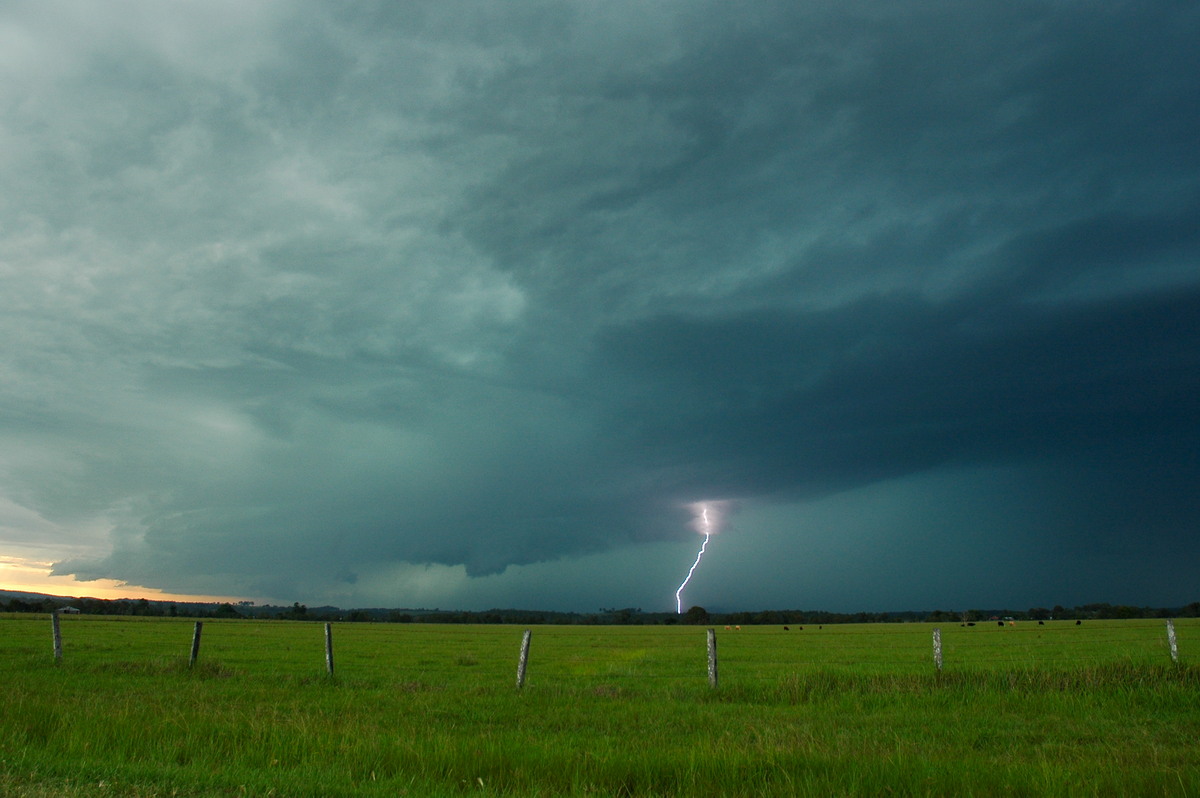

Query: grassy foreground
[1,615,1196,796]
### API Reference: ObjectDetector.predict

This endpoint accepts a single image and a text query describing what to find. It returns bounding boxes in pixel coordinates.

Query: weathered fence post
[516,629,532,689]
[706,628,718,689]
[932,627,943,672]
[189,621,203,668]
[324,622,335,677]
[1166,619,1179,664]
[51,611,62,663]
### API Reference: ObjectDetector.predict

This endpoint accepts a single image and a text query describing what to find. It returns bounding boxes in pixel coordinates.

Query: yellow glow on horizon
[0,555,257,604]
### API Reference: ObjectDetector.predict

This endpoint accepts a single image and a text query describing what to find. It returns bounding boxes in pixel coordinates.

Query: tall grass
[1,615,1196,796]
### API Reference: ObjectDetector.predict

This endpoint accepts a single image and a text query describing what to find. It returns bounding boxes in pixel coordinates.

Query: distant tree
[600,607,642,624]
[279,602,308,620]
[212,602,242,618]
[683,605,709,624]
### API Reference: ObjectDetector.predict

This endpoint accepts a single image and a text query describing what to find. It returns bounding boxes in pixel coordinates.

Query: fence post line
[1166,619,1179,664]
[516,629,532,689]
[706,628,718,689]
[51,611,62,663]
[932,627,943,672]
[189,621,204,668]
[325,623,335,677]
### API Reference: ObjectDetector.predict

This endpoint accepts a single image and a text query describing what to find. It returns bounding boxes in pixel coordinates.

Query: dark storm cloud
[2,1,1198,610]
[593,276,1200,498]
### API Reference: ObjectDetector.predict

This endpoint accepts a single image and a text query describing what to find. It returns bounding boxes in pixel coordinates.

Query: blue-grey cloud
[2,1,1198,611]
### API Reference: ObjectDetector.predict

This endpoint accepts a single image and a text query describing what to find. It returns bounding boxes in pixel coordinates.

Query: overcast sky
[2,1,1198,613]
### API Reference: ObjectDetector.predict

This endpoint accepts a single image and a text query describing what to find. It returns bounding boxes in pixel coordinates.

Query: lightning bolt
[675,505,712,613]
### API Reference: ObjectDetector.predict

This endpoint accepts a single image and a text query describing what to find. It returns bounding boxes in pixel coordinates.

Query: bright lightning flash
[675,501,724,613]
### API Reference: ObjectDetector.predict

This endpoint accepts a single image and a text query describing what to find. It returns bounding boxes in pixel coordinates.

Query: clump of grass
[748,662,1200,704]
[938,661,1200,692]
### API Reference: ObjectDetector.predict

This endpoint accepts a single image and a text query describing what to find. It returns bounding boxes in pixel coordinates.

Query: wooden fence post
[932,627,943,672]
[325,623,335,677]
[51,611,62,663]
[706,628,718,689]
[516,630,532,689]
[1166,619,1179,664]
[189,621,203,668]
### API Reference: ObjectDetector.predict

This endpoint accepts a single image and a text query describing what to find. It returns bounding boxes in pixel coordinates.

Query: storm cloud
[2,1,1198,611]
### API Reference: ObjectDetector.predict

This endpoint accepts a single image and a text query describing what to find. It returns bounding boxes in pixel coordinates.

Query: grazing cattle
[998,621,1005,627]
[783,626,789,631]
[1038,620,1044,625]
[1076,619,1082,625]
[735,625,741,631]
[724,626,731,631]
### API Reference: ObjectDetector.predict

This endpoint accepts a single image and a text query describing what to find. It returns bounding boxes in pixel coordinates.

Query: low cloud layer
[2,1,1198,611]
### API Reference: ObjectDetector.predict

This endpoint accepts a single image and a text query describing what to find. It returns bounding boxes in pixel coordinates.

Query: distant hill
[0,589,64,602]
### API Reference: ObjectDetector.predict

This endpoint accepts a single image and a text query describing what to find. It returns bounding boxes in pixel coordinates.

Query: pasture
[1,615,1197,796]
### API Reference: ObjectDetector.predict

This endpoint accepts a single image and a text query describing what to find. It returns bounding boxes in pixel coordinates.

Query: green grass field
[1,615,1196,796]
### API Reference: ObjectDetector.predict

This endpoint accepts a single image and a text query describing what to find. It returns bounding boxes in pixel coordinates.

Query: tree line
[4,594,1199,624]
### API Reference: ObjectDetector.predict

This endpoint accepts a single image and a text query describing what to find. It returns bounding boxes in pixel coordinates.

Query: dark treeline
[4,593,1199,625]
